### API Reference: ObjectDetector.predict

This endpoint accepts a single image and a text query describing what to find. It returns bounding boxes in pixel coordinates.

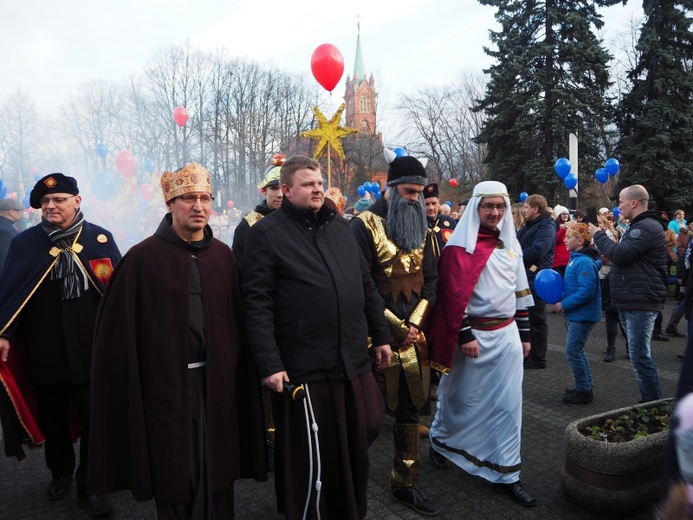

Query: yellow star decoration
[300,104,359,160]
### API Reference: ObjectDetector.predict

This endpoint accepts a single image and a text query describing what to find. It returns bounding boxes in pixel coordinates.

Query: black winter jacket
[232,199,274,268]
[240,198,392,383]
[592,210,668,311]
[517,211,556,286]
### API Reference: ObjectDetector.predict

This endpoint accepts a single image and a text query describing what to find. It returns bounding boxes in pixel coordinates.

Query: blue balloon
[605,157,620,176]
[520,191,528,202]
[393,147,408,157]
[445,200,452,207]
[364,181,372,191]
[534,268,564,304]
[91,172,115,201]
[554,158,571,179]
[357,186,366,197]
[612,207,621,219]
[374,190,381,199]
[372,181,380,193]
[96,143,108,158]
[595,168,608,184]
[21,195,30,209]
[564,172,578,190]
[144,159,156,174]
[0,185,7,199]
[33,170,43,182]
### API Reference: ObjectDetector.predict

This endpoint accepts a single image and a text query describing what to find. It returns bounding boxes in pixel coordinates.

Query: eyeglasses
[178,195,215,205]
[479,203,506,212]
[40,195,77,206]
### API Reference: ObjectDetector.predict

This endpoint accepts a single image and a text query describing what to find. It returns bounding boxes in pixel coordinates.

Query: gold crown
[161,164,211,202]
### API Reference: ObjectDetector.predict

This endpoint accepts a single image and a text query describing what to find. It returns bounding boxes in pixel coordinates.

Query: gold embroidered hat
[161,164,211,202]
[566,222,591,242]
[257,154,286,189]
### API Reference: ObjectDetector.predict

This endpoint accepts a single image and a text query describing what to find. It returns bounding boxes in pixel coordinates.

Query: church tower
[344,21,380,141]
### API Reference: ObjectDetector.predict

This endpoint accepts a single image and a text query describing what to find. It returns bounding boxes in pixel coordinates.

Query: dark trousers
[34,382,90,492]
[373,367,420,424]
[526,295,548,367]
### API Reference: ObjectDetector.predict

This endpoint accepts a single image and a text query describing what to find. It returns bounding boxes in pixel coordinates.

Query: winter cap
[30,173,79,209]
[354,198,371,212]
[424,183,439,199]
[0,198,24,211]
[553,205,569,217]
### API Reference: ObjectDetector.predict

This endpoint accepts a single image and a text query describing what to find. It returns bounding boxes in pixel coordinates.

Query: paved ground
[0,299,687,519]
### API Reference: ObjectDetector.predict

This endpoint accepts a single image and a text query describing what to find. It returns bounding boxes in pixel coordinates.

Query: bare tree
[0,90,42,195]
[396,71,488,189]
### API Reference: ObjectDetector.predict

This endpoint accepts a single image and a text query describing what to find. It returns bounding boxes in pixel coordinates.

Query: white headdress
[445,180,521,254]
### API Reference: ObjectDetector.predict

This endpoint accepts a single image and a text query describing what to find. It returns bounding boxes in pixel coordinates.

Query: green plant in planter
[578,401,674,443]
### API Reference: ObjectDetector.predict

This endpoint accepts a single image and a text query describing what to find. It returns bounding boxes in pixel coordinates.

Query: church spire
[353,16,366,83]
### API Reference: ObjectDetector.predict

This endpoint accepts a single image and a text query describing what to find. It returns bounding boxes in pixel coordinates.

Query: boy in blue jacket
[553,222,602,404]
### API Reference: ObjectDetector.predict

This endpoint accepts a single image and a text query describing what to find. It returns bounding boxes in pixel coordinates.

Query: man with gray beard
[351,150,440,517]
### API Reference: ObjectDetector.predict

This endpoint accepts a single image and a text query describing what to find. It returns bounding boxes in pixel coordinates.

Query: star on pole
[300,104,359,160]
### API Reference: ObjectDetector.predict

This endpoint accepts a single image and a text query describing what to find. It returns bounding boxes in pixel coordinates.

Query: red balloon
[310,44,344,92]
[449,178,459,187]
[173,106,189,127]
[227,200,234,209]
[115,150,136,178]
[140,183,155,201]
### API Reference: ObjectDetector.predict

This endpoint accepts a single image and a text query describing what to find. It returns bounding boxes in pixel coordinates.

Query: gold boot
[392,423,419,488]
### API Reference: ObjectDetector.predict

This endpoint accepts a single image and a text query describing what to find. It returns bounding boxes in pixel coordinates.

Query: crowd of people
[0,155,691,520]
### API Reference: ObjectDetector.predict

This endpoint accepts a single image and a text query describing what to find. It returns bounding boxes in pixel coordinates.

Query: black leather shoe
[652,330,670,341]
[666,328,686,338]
[78,493,113,517]
[47,476,72,501]
[497,481,536,507]
[429,446,448,470]
[563,389,594,404]
[392,486,440,516]
[523,361,546,369]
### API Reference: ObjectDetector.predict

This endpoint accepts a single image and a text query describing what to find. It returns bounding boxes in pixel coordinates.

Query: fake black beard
[386,188,428,252]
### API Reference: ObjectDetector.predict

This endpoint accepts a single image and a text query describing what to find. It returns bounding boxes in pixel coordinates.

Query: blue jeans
[619,309,663,402]
[565,320,595,391]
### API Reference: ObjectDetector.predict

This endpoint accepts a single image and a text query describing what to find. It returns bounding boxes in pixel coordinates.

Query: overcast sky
[3,0,643,118]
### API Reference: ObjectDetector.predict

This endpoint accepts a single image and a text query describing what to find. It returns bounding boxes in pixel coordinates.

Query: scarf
[41,209,89,300]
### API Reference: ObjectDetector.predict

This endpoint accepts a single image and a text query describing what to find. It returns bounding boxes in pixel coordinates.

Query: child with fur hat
[553,222,602,404]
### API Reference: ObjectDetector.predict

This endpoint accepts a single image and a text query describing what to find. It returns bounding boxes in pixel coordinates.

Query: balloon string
[327,92,333,189]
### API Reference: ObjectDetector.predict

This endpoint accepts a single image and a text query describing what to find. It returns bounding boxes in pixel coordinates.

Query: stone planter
[561,398,673,516]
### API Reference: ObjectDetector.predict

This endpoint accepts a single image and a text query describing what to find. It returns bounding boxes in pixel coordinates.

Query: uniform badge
[443,221,450,227]
[90,258,115,285]
[44,177,57,188]
[441,229,453,243]
[97,234,108,243]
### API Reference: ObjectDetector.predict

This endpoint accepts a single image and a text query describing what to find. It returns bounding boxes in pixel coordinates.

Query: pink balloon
[227,200,234,209]
[115,150,136,178]
[8,192,17,199]
[173,106,189,127]
[310,44,344,92]
[140,183,155,201]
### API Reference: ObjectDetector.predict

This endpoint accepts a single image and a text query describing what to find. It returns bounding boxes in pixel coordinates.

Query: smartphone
[586,207,599,226]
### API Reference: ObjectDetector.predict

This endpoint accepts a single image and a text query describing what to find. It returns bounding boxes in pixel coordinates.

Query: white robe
[430,245,533,484]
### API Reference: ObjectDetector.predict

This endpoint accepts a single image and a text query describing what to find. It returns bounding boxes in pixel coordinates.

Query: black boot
[392,486,440,516]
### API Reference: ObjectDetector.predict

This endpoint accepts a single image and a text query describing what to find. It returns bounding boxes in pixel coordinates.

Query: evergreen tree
[615,0,693,210]
[475,0,618,200]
